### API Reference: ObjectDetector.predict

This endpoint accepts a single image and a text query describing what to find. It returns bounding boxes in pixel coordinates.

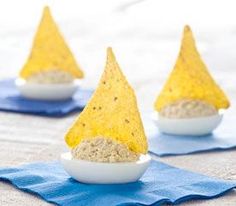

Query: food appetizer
[61,48,151,184]
[153,25,230,136]
[16,6,84,100]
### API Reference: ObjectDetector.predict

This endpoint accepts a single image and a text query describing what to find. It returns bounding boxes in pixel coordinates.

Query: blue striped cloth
[0,160,235,206]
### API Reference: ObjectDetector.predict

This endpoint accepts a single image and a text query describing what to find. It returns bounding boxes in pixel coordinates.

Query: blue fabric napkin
[0,160,235,206]
[0,79,93,116]
[144,114,236,157]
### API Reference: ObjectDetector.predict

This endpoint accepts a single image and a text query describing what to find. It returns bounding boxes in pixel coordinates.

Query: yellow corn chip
[20,6,83,79]
[65,48,148,154]
[155,25,230,111]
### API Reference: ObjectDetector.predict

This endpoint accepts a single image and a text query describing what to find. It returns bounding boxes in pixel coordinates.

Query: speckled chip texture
[155,25,230,112]
[65,47,148,154]
[19,6,84,79]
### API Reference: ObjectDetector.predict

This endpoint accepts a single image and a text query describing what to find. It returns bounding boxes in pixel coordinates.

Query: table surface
[0,0,236,205]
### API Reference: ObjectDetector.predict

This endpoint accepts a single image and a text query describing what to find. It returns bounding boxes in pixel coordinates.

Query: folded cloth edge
[149,146,236,157]
[0,160,235,206]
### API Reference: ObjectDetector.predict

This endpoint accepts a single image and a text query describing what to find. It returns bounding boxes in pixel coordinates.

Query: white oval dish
[61,152,151,184]
[152,112,223,136]
[15,78,80,101]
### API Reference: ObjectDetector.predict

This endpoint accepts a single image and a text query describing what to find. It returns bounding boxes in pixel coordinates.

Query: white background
[0,0,235,108]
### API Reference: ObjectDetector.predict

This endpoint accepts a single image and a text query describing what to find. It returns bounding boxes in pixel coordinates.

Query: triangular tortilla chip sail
[154,25,230,111]
[65,48,148,154]
[20,6,83,79]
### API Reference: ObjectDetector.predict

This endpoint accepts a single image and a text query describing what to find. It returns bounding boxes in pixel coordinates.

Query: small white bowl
[15,78,80,101]
[152,112,223,136]
[61,152,151,184]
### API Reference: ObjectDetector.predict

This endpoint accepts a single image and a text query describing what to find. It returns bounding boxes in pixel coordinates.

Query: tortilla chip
[65,48,148,154]
[155,25,230,111]
[20,6,83,79]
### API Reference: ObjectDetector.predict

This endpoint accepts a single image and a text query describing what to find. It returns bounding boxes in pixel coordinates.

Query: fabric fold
[0,160,235,206]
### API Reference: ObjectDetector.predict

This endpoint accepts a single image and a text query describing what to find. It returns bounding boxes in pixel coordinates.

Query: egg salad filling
[27,69,74,84]
[71,137,139,163]
[159,99,218,119]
